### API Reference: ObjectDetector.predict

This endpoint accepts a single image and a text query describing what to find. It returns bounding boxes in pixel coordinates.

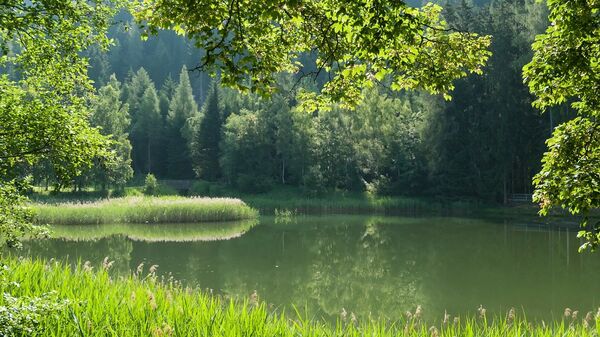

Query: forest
[23,0,562,204]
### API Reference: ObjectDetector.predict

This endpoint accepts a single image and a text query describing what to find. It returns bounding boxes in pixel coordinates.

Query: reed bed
[245,194,482,216]
[1,257,598,337]
[48,219,258,242]
[32,196,258,225]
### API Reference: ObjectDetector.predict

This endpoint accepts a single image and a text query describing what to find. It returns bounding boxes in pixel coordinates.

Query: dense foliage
[0,0,120,245]
[136,0,491,108]
[523,0,600,250]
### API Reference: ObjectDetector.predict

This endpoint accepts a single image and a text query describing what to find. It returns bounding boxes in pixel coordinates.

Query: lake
[18,215,600,322]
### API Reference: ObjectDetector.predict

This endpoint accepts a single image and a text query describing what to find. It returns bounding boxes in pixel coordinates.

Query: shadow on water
[17,215,600,322]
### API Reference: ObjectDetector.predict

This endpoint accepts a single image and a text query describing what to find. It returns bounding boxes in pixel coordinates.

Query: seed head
[477,305,486,319]
[442,310,450,325]
[507,307,515,324]
[102,257,114,271]
[414,305,423,320]
[249,290,259,307]
[341,308,348,322]
[147,291,157,310]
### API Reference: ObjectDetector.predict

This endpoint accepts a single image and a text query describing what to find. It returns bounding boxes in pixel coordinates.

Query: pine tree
[159,74,177,121]
[192,83,222,181]
[166,65,198,178]
[125,68,160,174]
[136,86,163,174]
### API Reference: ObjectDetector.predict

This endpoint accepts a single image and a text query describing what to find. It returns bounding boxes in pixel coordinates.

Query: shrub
[143,174,158,196]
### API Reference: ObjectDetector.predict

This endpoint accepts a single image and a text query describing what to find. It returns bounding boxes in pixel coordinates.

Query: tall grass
[48,220,258,242]
[1,257,598,337]
[244,193,485,216]
[32,196,258,225]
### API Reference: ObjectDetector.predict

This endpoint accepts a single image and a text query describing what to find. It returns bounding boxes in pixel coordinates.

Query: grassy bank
[32,196,258,225]
[48,220,258,242]
[1,257,598,337]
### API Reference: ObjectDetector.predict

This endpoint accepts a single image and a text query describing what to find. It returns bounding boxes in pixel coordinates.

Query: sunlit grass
[1,258,598,337]
[48,219,258,242]
[32,196,258,225]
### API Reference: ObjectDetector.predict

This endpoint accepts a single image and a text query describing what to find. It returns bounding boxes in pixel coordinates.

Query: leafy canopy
[136,0,491,109]
[523,0,600,250]
[0,0,119,246]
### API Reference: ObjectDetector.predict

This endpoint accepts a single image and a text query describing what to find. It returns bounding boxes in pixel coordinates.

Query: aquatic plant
[32,196,258,225]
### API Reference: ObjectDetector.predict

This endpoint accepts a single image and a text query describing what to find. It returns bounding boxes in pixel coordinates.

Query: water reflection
[18,215,600,321]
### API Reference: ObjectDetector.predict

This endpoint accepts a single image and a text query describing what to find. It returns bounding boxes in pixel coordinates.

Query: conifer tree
[159,74,177,121]
[166,65,198,178]
[136,86,163,174]
[192,83,222,181]
[124,68,158,173]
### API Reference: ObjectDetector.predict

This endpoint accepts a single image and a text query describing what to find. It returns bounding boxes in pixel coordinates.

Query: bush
[0,292,69,337]
[143,174,158,196]
[123,187,143,197]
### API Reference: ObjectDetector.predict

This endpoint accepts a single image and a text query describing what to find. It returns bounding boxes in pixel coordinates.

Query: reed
[32,196,258,225]
[1,258,598,337]
[245,194,482,216]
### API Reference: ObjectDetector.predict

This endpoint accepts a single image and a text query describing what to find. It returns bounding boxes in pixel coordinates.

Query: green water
[19,215,600,321]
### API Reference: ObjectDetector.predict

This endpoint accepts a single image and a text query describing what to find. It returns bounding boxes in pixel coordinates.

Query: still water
[20,215,600,321]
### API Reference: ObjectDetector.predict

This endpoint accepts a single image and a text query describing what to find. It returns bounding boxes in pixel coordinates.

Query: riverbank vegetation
[1,258,599,337]
[28,185,489,213]
[32,197,258,225]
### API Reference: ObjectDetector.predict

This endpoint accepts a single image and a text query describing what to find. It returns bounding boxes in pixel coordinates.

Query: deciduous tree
[523,0,600,250]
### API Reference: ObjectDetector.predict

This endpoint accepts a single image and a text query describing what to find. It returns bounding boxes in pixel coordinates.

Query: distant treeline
[29,0,573,203]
